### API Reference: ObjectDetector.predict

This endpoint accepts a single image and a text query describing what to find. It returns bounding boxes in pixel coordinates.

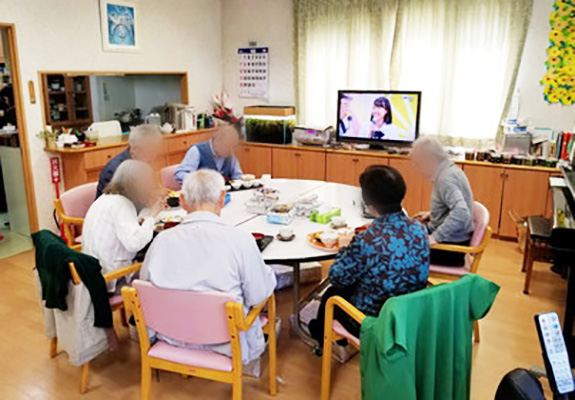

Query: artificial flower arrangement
[211,89,242,126]
[542,0,575,105]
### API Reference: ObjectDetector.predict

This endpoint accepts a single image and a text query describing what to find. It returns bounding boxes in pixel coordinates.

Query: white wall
[514,0,575,132]
[3,0,223,229]
[222,0,294,110]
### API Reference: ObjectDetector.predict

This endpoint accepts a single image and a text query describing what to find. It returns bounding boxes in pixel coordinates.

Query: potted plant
[37,128,60,147]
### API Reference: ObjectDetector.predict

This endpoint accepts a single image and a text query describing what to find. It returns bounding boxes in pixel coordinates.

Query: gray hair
[128,124,162,148]
[412,136,447,161]
[104,159,152,199]
[182,169,225,208]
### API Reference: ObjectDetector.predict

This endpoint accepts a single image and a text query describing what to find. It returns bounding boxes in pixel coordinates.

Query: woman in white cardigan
[82,159,163,293]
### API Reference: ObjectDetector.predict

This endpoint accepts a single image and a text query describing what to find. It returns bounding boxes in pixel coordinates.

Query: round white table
[220,179,372,345]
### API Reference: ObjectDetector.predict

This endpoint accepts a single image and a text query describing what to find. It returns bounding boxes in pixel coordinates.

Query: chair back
[132,280,235,345]
[89,120,122,138]
[160,164,181,191]
[59,182,98,218]
[470,201,490,249]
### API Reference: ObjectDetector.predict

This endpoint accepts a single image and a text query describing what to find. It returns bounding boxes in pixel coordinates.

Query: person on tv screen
[359,96,404,141]
[338,94,360,137]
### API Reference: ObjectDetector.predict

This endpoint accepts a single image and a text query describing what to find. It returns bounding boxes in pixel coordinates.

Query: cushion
[333,320,360,348]
[148,340,233,372]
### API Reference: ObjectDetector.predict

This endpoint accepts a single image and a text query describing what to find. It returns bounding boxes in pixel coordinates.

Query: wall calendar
[238,47,269,99]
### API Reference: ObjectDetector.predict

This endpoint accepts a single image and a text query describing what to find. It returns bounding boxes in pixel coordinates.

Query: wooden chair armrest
[59,215,84,225]
[68,262,82,285]
[326,296,366,326]
[103,262,143,283]
[232,294,275,332]
[430,226,492,254]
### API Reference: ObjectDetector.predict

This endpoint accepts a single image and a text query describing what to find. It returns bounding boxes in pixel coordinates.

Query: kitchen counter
[44,128,218,154]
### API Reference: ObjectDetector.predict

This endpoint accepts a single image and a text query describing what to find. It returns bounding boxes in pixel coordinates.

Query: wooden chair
[321,296,365,400]
[521,216,553,295]
[122,280,277,400]
[159,164,181,191]
[49,261,142,394]
[429,201,492,343]
[53,182,98,250]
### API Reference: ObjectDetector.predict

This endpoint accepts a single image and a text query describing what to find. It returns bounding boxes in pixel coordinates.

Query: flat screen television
[336,90,421,146]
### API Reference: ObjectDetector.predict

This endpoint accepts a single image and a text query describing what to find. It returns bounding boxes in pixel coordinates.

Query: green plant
[37,128,61,140]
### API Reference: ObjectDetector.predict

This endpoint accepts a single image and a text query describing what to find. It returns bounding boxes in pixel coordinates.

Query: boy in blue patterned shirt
[309,165,430,350]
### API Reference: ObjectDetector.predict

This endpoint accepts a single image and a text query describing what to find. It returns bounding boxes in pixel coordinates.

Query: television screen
[337,90,421,144]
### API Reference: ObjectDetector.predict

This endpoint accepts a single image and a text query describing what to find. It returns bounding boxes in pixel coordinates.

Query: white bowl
[242,180,253,188]
[231,181,242,190]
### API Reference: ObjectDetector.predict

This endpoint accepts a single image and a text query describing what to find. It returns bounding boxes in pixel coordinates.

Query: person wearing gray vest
[174,125,243,184]
[411,136,475,267]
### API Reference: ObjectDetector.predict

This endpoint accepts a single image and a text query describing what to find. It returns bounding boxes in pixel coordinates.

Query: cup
[331,216,346,228]
[261,174,272,185]
[279,227,294,240]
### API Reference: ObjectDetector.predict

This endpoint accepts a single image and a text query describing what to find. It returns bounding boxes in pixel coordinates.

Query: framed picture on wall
[99,0,139,52]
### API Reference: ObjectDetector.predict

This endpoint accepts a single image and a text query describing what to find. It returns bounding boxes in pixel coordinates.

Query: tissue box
[310,207,341,224]
[266,205,295,225]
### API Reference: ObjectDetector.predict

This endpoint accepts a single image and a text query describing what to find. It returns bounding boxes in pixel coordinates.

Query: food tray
[306,232,339,252]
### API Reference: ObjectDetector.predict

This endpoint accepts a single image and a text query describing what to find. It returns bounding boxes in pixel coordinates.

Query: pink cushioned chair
[54,182,98,249]
[429,201,492,342]
[122,280,277,400]
[159,164,181,191]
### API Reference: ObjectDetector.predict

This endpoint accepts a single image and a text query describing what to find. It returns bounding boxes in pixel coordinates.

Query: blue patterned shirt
[329,212,430,317]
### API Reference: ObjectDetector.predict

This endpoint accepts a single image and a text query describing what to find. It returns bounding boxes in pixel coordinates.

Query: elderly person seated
[308,165,430,351]
[83,160,163,293]
[174,125,243,184]
[96,124,163,199]
[141,169,276,365]
[411,137,475,267]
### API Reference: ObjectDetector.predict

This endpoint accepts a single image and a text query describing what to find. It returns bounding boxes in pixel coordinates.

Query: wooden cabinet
[272,148,326,180]
[462,164,505,235]
[499,169,550,238]
[326,152,387,186]
[165,130,214,166]
[42,74,93,129]
[50,129,216,189]
[236,145,272,176]
[388,158,423,216]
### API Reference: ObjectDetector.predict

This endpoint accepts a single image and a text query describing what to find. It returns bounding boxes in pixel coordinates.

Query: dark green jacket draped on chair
[360,274,499,400]
[32,230,113,328]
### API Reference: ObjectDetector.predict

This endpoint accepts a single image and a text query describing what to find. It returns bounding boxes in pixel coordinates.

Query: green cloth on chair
[360,274,499,400]
[32,230,113,328]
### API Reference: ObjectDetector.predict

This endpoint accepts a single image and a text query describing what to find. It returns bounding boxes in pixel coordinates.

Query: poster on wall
[99,0,139,53]
[238,47,269,99]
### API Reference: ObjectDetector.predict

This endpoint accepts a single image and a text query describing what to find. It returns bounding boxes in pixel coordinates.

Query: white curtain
[295,0,533,143]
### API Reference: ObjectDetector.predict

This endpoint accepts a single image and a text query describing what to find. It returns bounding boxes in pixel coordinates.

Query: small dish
[231,181,242,190]
[243,180,254,189]
[277,233,295,242]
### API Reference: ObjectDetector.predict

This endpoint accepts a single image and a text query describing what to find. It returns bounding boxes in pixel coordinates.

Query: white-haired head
[181,169,226,212]
[412,136,447,161]
[104,159,155,207]
[411,136,448,180]
[128,124,163,164]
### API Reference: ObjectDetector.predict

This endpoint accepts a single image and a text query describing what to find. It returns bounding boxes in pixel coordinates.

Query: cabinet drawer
[167,136,194,154]
[84,148,124,171]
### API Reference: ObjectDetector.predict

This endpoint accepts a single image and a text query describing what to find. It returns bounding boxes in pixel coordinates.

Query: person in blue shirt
[308,165,430,352]
[174,125,243,184]
[96,124,163,199]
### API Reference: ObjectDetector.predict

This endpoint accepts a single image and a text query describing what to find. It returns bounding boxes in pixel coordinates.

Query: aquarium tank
[244,106,295,145]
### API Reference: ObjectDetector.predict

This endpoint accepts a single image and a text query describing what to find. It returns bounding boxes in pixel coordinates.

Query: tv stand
[369,143,388,151]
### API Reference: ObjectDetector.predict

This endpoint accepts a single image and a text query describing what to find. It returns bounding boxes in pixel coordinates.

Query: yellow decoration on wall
[542,0,575,105]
